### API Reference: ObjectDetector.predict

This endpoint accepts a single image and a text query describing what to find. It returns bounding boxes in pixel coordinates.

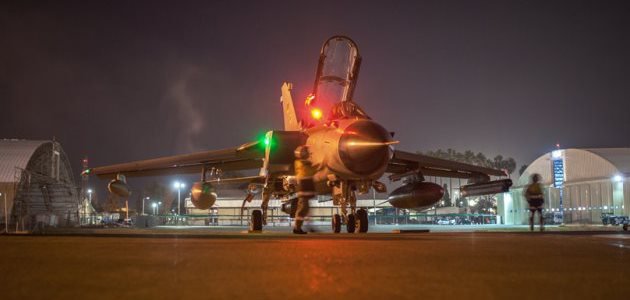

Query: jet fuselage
[303,118,393,193]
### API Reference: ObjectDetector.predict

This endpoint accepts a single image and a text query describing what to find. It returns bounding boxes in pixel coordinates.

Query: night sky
[2,1,630,186]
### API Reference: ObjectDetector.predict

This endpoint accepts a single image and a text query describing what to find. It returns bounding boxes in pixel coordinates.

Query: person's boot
[529,216,534,231]
[293,219,307,234]
[540,217,544,232]
[293,228,307,234]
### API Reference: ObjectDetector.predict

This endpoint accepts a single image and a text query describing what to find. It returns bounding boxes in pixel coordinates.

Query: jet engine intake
[338,120,393,176]
[108,179,130,198]
[387,182,444,209]
[191,182,217,210]
[460,179,513,197]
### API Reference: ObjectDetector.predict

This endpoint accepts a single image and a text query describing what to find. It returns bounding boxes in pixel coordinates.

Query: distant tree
[422,148,517,214]
[441,183,452,207]
[422,149,517,176]
[103,193,121,213]
[470,196,497,214]
[518,164,528,176]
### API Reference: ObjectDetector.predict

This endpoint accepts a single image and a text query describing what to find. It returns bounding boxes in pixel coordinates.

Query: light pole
[87,189,93,204]
[173,181,186,215]
[152,202,157,215]
[143,197,149,215]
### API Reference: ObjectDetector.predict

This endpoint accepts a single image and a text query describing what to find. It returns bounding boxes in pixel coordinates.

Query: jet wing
[88,141,265,179]
[387,150,506,180]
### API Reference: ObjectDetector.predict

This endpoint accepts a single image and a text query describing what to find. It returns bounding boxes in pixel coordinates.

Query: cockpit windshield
[308,36,369,121]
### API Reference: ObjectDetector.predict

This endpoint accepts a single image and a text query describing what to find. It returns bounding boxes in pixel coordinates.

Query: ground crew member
[293,145,316,234]
[525,173,545,231]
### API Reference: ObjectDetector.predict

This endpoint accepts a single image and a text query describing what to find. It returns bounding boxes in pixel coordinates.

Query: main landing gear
[250,208,369,233]
[332,208,369,233]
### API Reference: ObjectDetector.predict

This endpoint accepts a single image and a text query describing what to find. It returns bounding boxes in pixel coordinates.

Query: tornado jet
[87,36,512,233]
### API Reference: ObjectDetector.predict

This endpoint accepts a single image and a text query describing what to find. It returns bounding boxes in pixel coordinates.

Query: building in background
[499,148,629,225]
[0,139,80,230]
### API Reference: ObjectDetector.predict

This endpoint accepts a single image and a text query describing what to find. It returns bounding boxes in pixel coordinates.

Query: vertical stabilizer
[280,82,301,131]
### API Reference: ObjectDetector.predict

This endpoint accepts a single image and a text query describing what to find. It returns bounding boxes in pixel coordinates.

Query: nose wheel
[332,214,341,233]
[346,214,356,233]
[355,208,369,233]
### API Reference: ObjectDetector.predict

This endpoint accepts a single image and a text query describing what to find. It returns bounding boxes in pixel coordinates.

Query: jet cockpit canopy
[309,36,369,121]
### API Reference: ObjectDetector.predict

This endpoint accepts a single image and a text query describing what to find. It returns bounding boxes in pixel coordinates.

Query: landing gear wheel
[355,209,369,233]
[346,214,356,233]
[624,224,628,231]
[332,214,341,233]
[250,210,263,231]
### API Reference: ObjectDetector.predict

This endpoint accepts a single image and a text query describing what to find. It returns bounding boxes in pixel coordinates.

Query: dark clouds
[1,0,630,184]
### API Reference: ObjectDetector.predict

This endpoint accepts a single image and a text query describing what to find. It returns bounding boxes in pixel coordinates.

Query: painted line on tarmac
[392,229,430,233]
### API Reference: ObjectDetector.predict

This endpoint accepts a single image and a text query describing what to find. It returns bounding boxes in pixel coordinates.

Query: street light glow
[173,181,186,216]
[173,181,186,189]
[613,174,624,182]
[87,189,92,194]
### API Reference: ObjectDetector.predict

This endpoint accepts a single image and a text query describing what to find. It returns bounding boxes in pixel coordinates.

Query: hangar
[498,148,630,225]
[0,139,80,231]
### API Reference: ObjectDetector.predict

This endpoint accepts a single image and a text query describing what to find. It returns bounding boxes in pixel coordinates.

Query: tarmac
[1,225,629,299]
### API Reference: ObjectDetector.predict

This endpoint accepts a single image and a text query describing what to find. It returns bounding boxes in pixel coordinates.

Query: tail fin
[280,82,301,131]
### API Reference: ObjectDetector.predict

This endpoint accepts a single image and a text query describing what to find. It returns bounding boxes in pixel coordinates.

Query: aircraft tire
[250,210,263,231]
[332,214,342,233]
[356,209,369,233]
[346,214,356,233]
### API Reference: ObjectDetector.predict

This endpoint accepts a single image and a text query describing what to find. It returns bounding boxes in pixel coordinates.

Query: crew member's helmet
[531,173,541,183]
[294,145,310,160]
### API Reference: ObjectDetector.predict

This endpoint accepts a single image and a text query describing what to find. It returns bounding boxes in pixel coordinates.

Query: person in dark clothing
[293,145,316,234]
[524,173,545,231]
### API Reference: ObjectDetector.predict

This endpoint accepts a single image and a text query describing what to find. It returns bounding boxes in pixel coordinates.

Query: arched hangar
[499,148,629,225]
[0,139,80,230]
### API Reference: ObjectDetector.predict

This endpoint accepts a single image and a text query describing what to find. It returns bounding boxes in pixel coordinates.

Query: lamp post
[143,197,149,215]
[152,202,157,215]
[87,189,93,204]
[173,181,186,215]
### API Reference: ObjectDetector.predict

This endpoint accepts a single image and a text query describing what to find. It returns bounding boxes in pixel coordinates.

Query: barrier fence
[143,212,499,227]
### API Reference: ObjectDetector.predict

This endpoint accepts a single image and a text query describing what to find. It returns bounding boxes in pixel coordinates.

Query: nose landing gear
[346,214,356,233]
[332,214,341,233]
[355,208,369,233]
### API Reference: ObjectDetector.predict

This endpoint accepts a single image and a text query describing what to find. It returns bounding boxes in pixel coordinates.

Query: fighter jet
[87,36,512,233]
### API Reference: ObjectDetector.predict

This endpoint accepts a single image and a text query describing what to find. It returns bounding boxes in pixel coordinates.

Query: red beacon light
[311,108,323,120]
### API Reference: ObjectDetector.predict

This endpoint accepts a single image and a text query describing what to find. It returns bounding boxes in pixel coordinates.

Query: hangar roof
[0,139,48,183]
[584,148,630,174]
[516,148,630,187]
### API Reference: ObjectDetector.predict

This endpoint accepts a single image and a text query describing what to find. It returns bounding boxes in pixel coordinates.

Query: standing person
[525,174,545,231]
[293,145,316,234]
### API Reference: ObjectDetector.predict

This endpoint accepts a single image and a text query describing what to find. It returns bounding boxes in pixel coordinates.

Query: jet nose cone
[339,120,393,176]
